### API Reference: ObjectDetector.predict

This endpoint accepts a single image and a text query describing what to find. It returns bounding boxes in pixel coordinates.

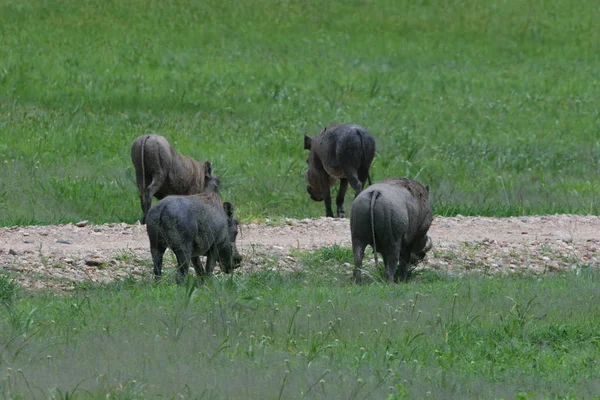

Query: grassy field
[1,2,599,397]
[1,0,599,225]
[0,248,599,399]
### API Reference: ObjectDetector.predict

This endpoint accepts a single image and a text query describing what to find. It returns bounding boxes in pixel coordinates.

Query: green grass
[0,265,599,399]
[1,0,599,225]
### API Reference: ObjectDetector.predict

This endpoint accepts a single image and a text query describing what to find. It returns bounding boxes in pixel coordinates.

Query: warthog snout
[220,251,243,274]
[307,186,323,202]
[233,252,243,269]
[409,236,433,265]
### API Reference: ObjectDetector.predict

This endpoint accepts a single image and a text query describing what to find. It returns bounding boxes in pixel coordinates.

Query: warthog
[145,192,242,284]
[131,134,220,224]
[351,178,433,283]
[304,124,376,218]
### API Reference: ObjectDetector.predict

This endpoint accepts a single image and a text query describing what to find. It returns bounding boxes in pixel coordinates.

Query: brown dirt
[0,215,599,292]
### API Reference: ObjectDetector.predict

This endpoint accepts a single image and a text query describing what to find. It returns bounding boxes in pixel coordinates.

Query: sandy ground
[0,215,599,291]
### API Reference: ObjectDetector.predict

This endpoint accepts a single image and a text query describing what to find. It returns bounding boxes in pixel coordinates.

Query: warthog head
[220,202,243,273]
[303,132,324,201]
[305,168,323,202]
[409,235,433,265]
[305,169,336,202]
[304,155,336,203]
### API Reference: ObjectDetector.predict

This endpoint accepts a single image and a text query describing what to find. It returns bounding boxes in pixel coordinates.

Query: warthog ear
[304,133,312,150]
[223,202,234,219]
[204,161,212,177]
[425,184,430,193]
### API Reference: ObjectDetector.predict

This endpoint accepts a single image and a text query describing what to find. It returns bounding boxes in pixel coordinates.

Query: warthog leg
[151,245,166,280]
[141,169,167,223]
[357,167,371,188]
[174,248,192,285]
[205,249,217,277]
[352,239,366,283]
[142,188,153,223]
[395,246,412,283]
[336,179,349,218]
[138,189,151,224]
[346,172,364,197]
[323,186,335,218]
[382,246,400,283]
[343,169,365,219]
[192,256,205,281]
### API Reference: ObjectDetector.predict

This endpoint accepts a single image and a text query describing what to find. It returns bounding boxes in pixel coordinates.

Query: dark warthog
[131,134,220,224]
[304,124,376,218]
[145,192,242,284]
[351,178,433,283]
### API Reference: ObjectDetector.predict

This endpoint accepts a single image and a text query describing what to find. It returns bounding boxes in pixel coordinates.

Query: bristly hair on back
[384,178,430,202]
[191,192,222,205]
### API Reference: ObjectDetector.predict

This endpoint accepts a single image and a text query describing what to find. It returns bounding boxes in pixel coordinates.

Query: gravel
[0,215,598,292]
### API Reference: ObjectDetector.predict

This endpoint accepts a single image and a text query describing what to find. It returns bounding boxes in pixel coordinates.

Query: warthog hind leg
[174,248,192,285]
[336,178,349,218]
[395,246,412,283]
[142,169,167,222]
[352,239,366,283]
[205,249,218,277]
[140,188,153,224]
[151,245,166,280]
[345,169,364,198]
[192,256,206,283]
[382,246,400,283]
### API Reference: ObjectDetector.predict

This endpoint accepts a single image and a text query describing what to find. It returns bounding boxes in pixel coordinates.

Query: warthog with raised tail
[145,192,242,284]
[351,178,433,283]
[304,124,376,218]
[131,134,220,224]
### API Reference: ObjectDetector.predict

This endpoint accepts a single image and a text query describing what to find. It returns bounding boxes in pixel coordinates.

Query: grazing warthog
[131,134,220,224]
[145,192,242,284]
[351,178,433,283]
[304,124,376,218]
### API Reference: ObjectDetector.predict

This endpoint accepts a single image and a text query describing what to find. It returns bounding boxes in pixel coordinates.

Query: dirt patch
[0,215,599,291]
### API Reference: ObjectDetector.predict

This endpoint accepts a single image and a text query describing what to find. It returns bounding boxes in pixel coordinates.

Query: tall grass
[0,265,599,398]
[1,0,599,225]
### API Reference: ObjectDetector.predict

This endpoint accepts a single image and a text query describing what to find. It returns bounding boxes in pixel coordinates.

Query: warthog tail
[357,130,372,187]
[370,190,379,270]
[141,135,148,197]
[140,134,150,223]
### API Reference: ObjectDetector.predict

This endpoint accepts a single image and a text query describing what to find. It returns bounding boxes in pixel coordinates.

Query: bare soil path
[1,215,598,291]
